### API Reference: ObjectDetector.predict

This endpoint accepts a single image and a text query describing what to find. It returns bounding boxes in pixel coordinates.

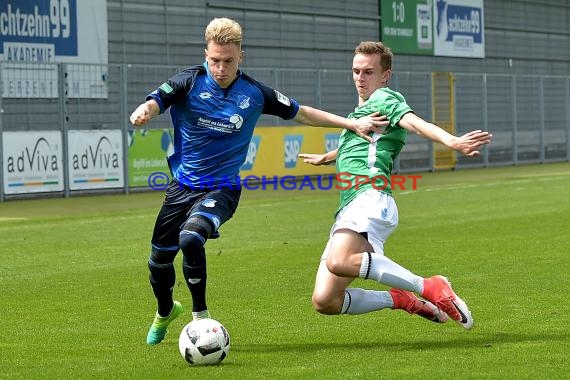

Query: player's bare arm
[294,105,388,142]
[299,148,338,166]
[130,99,160,127]
[398,112,492,157]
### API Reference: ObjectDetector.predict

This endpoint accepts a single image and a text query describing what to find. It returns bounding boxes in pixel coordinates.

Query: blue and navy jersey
[147,63,300,188]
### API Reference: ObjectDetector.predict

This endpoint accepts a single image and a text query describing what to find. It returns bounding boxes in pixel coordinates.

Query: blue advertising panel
[0,0,107,98]
[434,0,484,58]
[0,0,78,60]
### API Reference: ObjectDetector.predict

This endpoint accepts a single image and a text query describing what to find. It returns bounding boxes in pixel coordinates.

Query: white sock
[359,252,424,293]
[192,310,210,320]
[341,288,394,314]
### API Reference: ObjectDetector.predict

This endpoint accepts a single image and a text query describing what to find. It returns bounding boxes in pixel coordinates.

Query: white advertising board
[68,130,124,190]
[2,131,64,194]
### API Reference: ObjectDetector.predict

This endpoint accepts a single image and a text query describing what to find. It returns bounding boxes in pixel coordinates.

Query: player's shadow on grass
[234,331,569,353]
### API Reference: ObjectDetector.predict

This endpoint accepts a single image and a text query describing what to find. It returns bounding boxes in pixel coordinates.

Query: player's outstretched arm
[298,149,338,166]
[130,99,160,127]
[398,112,492,157]
[294,105,388,142]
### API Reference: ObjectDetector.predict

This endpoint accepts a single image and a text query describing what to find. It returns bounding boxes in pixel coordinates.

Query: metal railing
[1,62,569,201]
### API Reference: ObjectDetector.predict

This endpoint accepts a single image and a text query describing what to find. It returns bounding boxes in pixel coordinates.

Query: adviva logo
[284,135,303,168]
[241,135,261,171]
[5,137,59,173]
[71,136,119,169]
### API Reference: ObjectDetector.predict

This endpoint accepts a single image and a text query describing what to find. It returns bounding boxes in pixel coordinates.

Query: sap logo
[241,135,261,171]
[284,135,303,169]
[6,137,59,173]
[325,133,340,152]
[72,136,120,170]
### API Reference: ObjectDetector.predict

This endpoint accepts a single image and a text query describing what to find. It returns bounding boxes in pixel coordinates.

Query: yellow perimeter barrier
[240,126,340,177]
[432,72,457,170]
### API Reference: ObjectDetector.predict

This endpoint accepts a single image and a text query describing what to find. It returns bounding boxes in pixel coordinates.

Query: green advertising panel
[381,0,433,55]
[128,129,173,187]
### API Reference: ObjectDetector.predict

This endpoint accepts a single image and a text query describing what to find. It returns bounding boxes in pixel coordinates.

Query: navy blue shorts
[151,179,241,248]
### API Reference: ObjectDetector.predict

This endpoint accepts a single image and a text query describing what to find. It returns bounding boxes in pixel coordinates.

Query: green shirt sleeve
[368,88,413,128]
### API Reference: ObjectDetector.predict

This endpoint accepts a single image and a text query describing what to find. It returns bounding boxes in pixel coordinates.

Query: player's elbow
[293,106,310,124]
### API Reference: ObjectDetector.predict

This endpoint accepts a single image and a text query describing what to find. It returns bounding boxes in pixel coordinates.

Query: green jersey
[336,87,412,214]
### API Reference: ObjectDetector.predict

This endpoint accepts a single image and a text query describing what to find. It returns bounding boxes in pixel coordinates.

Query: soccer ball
[178,318,230,365]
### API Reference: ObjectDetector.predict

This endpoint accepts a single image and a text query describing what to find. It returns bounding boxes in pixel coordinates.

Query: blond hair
[354,41,393,71]
[204,18,242,47]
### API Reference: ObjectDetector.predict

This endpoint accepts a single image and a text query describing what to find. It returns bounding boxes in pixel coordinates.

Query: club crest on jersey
[274,90,291,106]
[202,198,217,208]
[199,92,213,99]
[237,95,250,109]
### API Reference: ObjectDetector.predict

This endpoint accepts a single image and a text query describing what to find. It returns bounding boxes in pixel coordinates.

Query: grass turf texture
[1,163,568,379]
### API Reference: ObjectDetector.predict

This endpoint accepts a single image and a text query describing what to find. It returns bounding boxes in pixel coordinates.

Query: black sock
[182,251,207,312]
[148,249,177,317]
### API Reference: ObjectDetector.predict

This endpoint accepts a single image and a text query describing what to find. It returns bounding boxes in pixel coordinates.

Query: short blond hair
[354,41,393,71]
[205,18,242,47]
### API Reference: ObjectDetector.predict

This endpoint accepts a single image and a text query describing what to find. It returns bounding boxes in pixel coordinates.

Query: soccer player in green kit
[299,41,492,329]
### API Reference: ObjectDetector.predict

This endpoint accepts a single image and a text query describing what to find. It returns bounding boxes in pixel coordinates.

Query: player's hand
[298,153,329,166]
[351,112,389,142]
[129,103,152,126]
[452,130,493,157]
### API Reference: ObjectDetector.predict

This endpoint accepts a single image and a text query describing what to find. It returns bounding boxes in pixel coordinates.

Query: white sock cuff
[341,290,352,314]
[359,252,371,279]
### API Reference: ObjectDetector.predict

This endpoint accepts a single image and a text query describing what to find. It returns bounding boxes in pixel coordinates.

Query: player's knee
[179,215,214,252]
[148,244,177,269]
[325,256,348,277]
[179,230,205,252]
[312,292,342,315]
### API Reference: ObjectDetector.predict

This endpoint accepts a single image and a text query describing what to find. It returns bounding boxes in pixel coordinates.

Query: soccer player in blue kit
[129,17,387,345]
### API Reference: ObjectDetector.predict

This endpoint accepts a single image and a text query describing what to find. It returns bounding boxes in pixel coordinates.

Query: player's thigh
[332,189,398,254]
[327,228,373,270]
[188,188,241,232]
[151,181,196,246]
[329,229,373,255]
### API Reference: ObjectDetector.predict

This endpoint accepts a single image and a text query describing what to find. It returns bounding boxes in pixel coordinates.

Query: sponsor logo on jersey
[284,135,303,168]
[199,91,212,99]
[274,90,291,106]
[229,114,244,129]
[240,135,261,171]
[237,95,250,109]
[159,83,174,93]
[197,116,242,133]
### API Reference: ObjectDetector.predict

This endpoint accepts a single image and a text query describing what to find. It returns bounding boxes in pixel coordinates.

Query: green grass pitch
[1,163,568,379]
